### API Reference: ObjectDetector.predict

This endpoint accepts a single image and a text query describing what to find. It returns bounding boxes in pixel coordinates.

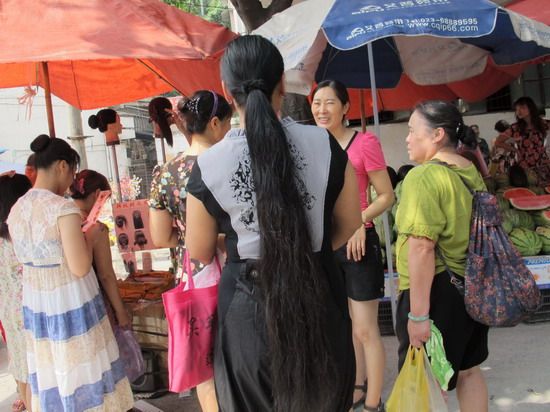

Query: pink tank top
[346,131,387,227]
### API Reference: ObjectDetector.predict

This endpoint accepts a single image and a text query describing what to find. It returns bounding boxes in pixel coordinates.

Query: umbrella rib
[137,59,184,95]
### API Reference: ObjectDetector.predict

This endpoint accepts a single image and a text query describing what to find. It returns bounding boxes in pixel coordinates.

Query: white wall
[0,88,138,180]
[360,109,549,169]
[3,86,548,175]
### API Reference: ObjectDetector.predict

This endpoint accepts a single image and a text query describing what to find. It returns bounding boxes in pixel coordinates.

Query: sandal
[12,399,26,412]
[352,380,367,410]
[363,400,385,412]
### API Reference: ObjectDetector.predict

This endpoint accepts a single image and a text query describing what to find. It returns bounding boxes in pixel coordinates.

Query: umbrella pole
[359,90,367,133]
[41,62,56,138]
[367,43,397,329]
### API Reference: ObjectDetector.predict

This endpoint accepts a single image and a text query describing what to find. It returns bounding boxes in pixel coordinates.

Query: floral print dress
[0,237,28,383]
[512,122,550,185]
[148,152,204,278]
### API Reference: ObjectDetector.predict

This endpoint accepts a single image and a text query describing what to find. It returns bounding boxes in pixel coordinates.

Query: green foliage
[163,0,231,27]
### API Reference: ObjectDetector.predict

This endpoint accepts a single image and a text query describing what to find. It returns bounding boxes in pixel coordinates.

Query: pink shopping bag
[162,252,221,393]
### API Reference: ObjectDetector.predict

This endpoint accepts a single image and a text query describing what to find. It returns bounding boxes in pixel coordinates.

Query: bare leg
[196,379,218,412]
[349,299,385,410]
[456,366,488,412]
[15,381,31,412]
[350,311,366,408]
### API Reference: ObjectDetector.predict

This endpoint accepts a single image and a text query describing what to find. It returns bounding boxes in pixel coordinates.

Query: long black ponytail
[221,35,336,412]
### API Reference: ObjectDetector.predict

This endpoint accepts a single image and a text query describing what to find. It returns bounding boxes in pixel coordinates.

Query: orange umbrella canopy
[0,0,238,109]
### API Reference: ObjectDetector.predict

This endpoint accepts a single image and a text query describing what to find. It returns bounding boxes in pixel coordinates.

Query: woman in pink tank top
[312,80,395,412]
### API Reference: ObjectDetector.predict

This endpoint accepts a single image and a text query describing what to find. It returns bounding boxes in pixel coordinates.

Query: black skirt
[214,261,355,412]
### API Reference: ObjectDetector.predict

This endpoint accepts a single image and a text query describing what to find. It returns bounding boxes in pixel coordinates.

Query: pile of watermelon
[382,167,550,265]
[496,186,550,257]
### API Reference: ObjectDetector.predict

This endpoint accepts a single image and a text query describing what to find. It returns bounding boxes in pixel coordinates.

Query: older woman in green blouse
[395,101,489,412]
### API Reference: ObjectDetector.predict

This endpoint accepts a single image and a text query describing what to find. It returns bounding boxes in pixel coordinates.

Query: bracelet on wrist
[407,312,430,322]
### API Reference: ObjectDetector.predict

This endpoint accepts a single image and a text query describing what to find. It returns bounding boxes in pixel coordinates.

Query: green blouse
[395,161,486,290]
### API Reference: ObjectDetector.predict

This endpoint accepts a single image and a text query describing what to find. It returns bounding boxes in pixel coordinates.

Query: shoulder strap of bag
[426,160,470,295]
[426,159,477,195]
[184,249,195,290]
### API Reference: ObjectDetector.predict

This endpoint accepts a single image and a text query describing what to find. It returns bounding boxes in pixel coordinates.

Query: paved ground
[1,322,549,411]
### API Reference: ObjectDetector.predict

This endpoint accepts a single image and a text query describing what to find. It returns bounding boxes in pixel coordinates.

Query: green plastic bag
[387,346,448,412]
[425,322,454,391]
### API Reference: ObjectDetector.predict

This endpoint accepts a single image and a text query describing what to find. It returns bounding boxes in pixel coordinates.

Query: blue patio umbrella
[255,0,550,324]
[255,0,550,101]
[318,0,549,88]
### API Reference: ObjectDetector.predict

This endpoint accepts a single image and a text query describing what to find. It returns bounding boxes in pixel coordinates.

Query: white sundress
[7,188,134,412]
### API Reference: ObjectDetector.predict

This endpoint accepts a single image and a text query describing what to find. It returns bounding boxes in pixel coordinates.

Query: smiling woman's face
[311,86,349,133]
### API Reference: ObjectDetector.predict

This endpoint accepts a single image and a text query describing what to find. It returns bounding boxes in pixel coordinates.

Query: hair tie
[242,79,268,95]
[75,177,85,195]
[185,97,200,115]
[455,122,463,136]
[208,91,218,120]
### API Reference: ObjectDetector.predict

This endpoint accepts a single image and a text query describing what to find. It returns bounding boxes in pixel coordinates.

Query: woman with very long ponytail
[185,35,362,412]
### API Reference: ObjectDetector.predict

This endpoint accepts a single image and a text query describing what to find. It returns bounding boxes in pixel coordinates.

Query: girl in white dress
[7,135,133,412]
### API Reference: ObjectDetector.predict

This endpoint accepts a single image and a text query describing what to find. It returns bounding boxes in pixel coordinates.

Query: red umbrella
[0,0,237,136]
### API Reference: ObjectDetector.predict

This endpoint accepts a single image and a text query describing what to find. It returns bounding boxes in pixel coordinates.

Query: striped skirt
[23,264,134,412]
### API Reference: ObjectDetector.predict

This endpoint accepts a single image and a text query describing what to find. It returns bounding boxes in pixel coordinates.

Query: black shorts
[334,226,385,301]
[395,271,489,391]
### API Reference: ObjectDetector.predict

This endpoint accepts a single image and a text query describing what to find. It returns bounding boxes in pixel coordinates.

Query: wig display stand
[109,143,122,201]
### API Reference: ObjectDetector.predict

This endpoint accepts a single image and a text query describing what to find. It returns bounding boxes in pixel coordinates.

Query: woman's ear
[56,159,68,175]
[209,116,220,133]
[433,127,446,144]
[221,81,233,105]
[343,101,350,117]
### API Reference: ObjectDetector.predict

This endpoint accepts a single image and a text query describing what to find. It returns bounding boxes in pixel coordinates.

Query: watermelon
[503,187,536,200]
[494,174,510,189]
[517,211,535,230]
[502,219,514,234]
[536,227,550,254]
[546,186,550,194]
[496,195,509,211]
[529,186,546,195]
[509,228,543,256]
[502,209,522,228]
[509,194,550,211]
[531,210,550,228]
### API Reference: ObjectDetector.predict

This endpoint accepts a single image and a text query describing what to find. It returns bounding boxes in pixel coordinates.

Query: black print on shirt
[289,142,316,210]
[230,153,257,232]
[229,144,317,231]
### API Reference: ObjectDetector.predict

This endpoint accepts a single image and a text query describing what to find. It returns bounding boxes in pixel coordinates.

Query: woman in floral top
[0,172,32,412]
[148,90,232,412]
[512,96,550,185]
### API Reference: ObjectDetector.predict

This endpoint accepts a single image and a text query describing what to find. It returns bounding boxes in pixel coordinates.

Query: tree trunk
[229,0,293,32]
